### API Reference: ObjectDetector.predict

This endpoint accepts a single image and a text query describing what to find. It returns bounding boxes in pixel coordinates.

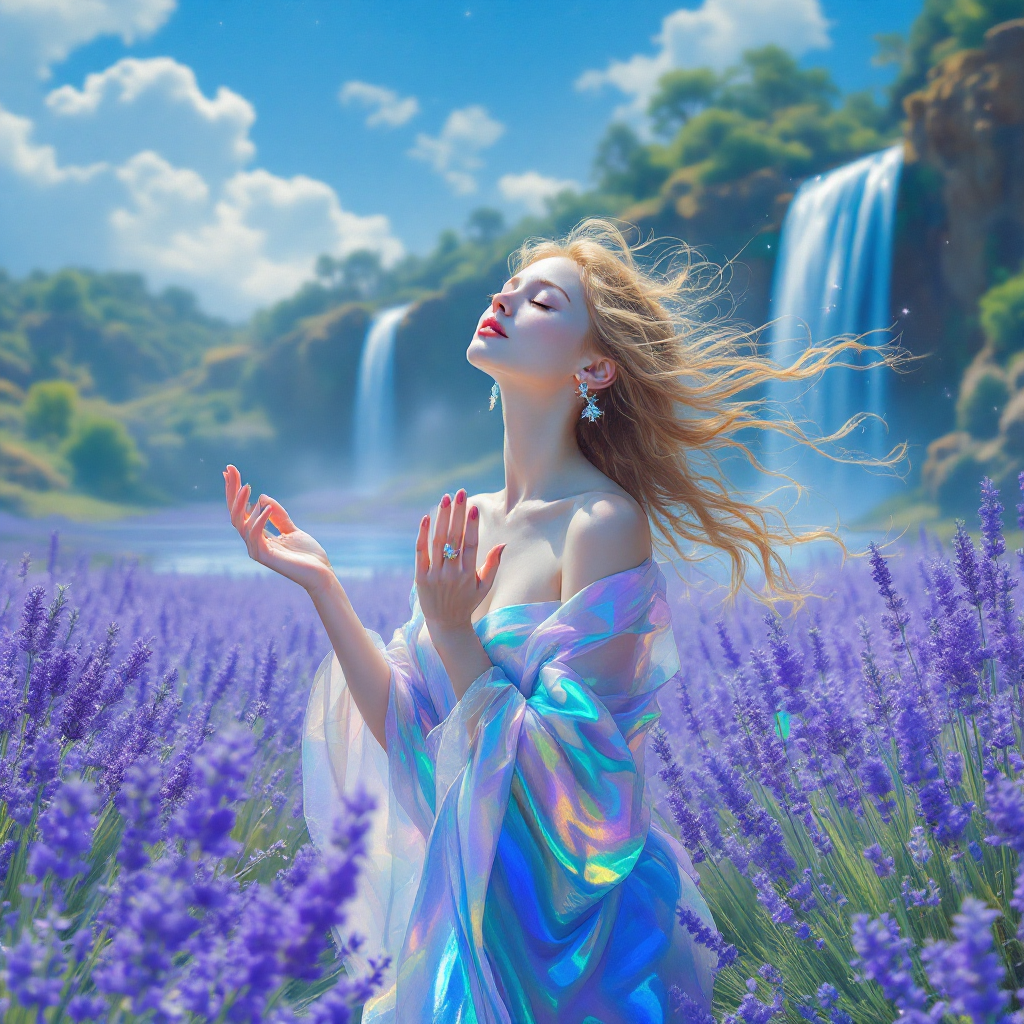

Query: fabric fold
[301,558,717,1024]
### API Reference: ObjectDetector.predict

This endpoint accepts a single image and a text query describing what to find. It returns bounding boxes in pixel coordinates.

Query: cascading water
[765,143,904,523]
[353,304,411,492]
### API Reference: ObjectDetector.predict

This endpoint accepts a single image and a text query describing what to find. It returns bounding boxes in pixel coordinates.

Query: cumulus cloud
[577,0,830,117]
[498,171,579,216]
[339,80,419,128]
[0,54,404,318]
[0,0,175,78]
[408,104,504,195]
[0,101,105,183]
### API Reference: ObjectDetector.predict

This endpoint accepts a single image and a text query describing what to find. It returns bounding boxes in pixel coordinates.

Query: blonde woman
[225,218,891,1023]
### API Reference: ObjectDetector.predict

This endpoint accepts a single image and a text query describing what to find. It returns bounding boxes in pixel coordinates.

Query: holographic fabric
[302,557,717,1023]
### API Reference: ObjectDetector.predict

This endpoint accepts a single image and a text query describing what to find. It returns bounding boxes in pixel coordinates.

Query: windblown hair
[509,217,908,604]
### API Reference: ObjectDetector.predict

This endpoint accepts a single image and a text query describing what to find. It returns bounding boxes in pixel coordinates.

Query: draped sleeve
[302,559,716,1024]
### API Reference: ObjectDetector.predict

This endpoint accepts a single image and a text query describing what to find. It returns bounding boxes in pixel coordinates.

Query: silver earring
[489,382,500,411]
[576,379,603,423]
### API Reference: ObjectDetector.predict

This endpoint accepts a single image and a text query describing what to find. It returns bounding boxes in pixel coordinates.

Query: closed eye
[531,300,552,310]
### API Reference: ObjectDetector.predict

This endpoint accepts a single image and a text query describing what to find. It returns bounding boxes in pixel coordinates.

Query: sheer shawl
[301,558,716,1023]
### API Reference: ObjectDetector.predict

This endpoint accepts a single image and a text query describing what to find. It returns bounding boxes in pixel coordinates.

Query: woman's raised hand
[224,464,334,593]
[415,489,504,634]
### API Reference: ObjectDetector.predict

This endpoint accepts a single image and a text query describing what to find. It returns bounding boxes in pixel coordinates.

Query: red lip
[477,315,507,338]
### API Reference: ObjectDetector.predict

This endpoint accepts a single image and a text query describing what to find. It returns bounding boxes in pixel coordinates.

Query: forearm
[427,624,494,702]
[307,569,392,751]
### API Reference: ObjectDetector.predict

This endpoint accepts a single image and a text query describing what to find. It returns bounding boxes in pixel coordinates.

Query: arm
[416,489,504,702]
[224,465,391,751]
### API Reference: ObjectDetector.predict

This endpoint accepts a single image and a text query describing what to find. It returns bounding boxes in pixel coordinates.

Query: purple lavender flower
[752,871,794,926]
[922,897,1012,1023]
[28,775,99,881]
[169,726,254,857]
[115,758,164,872]
[868,543,911,645]
[863,843,895,878]
[861,757,895,821]
[984,774,1024,853]
[953,520,983,608]
[677,906,738,972]
[849,913,933,1019]
[1,913,68,1013]
[902,876,941,909]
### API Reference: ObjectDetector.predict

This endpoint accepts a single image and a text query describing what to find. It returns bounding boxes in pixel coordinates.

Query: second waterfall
[353,304,411,493]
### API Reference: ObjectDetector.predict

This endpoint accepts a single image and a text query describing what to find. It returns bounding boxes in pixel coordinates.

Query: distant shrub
[956,363,1009,437]
[24,379,77,440]
[64,416,143,499]
[980,270,1024,359]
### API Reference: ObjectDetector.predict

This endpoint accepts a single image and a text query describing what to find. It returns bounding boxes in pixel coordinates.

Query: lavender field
[3,476,1024,1023]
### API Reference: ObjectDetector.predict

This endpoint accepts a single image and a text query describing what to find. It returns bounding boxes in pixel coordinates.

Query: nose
[491,287,513,317]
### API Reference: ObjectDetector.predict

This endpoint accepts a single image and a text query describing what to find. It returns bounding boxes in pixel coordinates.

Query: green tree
[43,270,86,316]
[647,68,719,137]
[65,417,143,499]
[593,123,669,200]
[24,380,77,441]
[980,270,1024,359]
[718,46,837,120]
[466,208,506,245]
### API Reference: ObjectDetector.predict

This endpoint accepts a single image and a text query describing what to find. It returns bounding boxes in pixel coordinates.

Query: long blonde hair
[509,218,908,604]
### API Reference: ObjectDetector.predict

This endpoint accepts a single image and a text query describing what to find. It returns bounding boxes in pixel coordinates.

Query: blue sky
[0,0,920,319]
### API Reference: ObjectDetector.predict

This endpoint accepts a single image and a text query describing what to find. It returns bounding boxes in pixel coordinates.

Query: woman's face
[466,256,595,388]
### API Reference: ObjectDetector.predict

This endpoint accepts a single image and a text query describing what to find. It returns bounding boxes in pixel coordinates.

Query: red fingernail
[441,494,451,508]
[469,506,478,520]
[456,491,465,504]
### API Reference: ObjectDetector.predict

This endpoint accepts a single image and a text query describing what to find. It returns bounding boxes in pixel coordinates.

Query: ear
[579,356,617,392]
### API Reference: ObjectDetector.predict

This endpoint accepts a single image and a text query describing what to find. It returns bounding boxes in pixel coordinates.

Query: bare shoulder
[562,489,651,599]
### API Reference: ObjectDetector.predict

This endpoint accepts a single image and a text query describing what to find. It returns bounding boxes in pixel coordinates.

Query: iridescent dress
[302,557,717,1023]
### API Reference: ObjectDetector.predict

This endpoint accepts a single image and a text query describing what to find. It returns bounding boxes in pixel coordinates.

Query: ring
[442,543,460,561]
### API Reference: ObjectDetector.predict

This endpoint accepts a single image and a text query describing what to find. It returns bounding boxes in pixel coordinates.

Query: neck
[498,378,585,508]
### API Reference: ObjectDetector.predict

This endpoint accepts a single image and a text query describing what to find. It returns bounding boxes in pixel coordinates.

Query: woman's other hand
[416,489,503,635]
[224,464,334,594]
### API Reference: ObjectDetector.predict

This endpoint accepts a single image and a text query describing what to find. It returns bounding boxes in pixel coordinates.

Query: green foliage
[647,68,719,136]
[64,417,143,499]
[465,208,506,244]
[592,123,672,201]
[0,268,233,401]
[23,380,77,441]
[956,365,1011,437]
[981,270,1024,359]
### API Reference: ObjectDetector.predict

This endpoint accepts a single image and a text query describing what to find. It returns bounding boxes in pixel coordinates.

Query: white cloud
[110,157,403,314]
[45,57,255,174]
[498,171,579,216]
[0,55,404,318]
[0,101,105,183]
[409,104,504,195]
[577,0,831,117]
[0,0,175,78]
[339,80,419,128]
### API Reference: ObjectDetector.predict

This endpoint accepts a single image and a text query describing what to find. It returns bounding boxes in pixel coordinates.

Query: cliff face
[907,21,1024,513]
[904,20,1024,312]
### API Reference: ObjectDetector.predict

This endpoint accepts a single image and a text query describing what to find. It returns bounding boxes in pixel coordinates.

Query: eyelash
[532,300,551,310]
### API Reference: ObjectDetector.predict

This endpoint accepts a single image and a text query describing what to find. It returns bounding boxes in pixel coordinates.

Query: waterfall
[765,143,904,522]
[353,304,410,492]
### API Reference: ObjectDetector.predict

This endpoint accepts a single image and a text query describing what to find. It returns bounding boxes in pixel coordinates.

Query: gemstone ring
[442,543,460,561]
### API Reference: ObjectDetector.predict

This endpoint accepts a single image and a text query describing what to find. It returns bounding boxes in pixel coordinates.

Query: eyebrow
[507,275,571,304]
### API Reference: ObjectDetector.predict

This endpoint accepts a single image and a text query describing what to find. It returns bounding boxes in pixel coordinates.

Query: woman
[225,219,896,1023]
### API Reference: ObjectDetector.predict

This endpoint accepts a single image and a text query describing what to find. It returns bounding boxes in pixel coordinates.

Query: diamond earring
[489,382,500,411]
[576,378,603,423]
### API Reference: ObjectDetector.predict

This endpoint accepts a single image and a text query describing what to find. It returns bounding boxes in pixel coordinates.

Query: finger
[242,496,269,541]
[224,466,238,509]
[414,514,430,582]
[258,494,297,534]
[245,503,275,556]
[431,494,452,570]
[230,482,252,530]
[447,489,467,569]
[477,543,505,595]
[461,504,480,574]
